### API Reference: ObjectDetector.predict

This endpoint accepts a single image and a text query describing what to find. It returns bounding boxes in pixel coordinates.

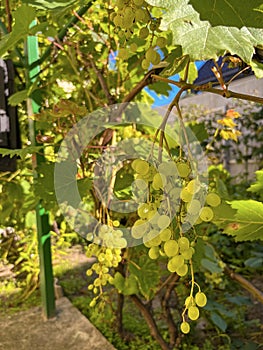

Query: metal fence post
[27,27,56,319]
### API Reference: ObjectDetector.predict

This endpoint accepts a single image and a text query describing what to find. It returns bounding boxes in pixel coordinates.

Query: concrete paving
[0,297,116,350]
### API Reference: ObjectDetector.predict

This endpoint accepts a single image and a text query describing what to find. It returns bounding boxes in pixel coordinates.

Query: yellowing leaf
[217,118,237,128]
[222,200,263,241]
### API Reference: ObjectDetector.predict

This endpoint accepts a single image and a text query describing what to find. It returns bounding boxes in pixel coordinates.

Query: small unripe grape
[181,247,194,260]
[118,48,129,59]
[163,239,179,257]
[157,214,170,229]
[159,228,171,241]
[89,299,97,307]
[177,163,191,178]
[135,8,148,22]
[139,27,149,39]
[180,188,192,202]
[148,246,159,259]
[199,206,214,222]
[133,0,144,6]
[206,192,221,207]
[141,58,150,70]
[188,305,199,320]
[156,36,167,48]
[178,236,190,251]
[130,42,138,52]
[176,263,188,276]
[195,292,207,307]
[180,321,190,334]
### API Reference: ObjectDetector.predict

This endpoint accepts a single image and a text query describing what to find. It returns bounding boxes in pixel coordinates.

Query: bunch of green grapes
[181,284,207,334]
[130,157,213,332]
[86,224,127,249]
[111,0,168,69]
[86,242,123,306]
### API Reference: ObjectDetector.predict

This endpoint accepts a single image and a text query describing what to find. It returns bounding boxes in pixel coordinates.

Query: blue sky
[145,61,205,107]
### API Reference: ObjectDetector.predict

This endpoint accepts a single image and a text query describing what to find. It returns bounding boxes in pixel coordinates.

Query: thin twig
[151,74,263,105]
[5,0,12,33]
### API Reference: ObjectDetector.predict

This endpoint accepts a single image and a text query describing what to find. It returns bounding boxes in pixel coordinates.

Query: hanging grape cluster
[130,157,221,332]
[111,0,168,70]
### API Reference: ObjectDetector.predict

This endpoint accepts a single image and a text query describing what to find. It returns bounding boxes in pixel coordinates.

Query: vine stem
[224,266,263,304]
[130,295,170,350]
[151,74,263,105]
[5,0,12,33]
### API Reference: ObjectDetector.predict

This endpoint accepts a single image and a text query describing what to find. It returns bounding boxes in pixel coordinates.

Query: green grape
[158,161,177,176]
[159,228,172,241]
[133,178,148,191]
[181,247,194,260]
[156,36,167,48]
[180,322,190,334]
[118,48,129,59]
[135,8,148,22]
[152,173,166,190]
[187,199,201,215]
[124,6,134,16]
[139,27,149,39]
[145,47,156,61]
[148,246,159,259]
[116,0,127,9]
[199,206,214,222]
[167,258,177,272]
[89,299,97,307]
[132,159,149,175]
[151,51,161,65]
[187,179,201,194]
[113,14,124,27]
[130,42,138,52]
[188,305,200,320]
[157,214,170,229]
[184,295,194,308]
[137,203,150,218]
[163,239,179,257]
[131,219,149,238]
[177,163,191,178]
[176,263,188,276]
[122,16,134,29]
[168,254,184,270]
[133,0,144,6]
[206,192,221,207]
[180,187,192,202]
[195,292,207,307]
[141,58,150,70]
[178,236,190,251]
[86,269,93,276]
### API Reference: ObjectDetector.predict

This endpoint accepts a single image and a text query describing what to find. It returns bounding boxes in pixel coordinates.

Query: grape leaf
[0,5,36,57]
[0,146,44,160]
[129,256,159,300]
[222,200,263,241]
[112,272,139,296]
[22,0,77,9]
[189,0,263,29]
[247,169,263,199]
[146,0,263,64]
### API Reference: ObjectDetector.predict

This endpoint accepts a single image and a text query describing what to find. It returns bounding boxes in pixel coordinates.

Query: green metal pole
[27,25,56,319]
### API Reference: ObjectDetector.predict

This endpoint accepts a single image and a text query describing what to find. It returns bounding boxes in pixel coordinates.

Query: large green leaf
[129,255,160,300]
[0,5,36,57]
[146,0,263,64]
[221,200,263,241]
[112,272,139,296]
[189,0,263,29]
